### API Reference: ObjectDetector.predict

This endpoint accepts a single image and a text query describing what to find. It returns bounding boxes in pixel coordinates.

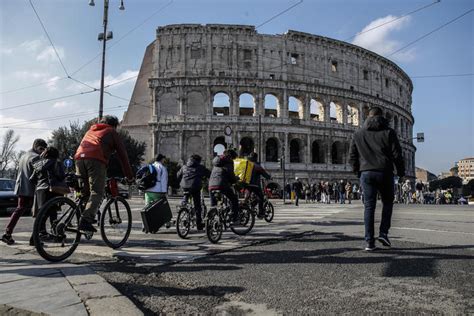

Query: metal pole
[258,114,262,163]
[98,0,109,121]
[282,155,286,204]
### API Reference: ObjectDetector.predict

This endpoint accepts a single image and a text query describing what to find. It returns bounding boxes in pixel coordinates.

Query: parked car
[0,178,17,216]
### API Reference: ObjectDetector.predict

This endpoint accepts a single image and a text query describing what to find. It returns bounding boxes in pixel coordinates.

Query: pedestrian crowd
[285,179,360,206]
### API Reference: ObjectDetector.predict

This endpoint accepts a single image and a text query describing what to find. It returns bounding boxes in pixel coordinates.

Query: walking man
[1,139,47,245]
[349,107,405,251]
[292,177,303,206]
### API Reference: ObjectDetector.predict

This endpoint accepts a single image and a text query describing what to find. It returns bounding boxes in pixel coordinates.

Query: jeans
[339,192,345,204]
[360,171,394,243]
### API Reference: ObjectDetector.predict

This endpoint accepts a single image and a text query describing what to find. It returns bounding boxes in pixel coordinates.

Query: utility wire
[70,0,174,76]
[344,0,441,41]
[388,8,474,56]
[1,90,97,111]
[28,0,69,77]
[256,0,303,29]
[1,77,68,95]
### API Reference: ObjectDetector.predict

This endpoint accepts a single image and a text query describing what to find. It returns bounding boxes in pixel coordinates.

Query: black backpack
[137,164,158,191]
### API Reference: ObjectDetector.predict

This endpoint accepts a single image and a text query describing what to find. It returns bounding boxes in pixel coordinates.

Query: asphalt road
[1,198,473,314]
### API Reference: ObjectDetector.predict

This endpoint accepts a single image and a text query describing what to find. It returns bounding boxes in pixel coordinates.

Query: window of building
[363,70,369,80]
[269,74,275,80]
[288,53,299,65]
[331,61,338,72]
[243,49,252,61]
[385,78,389,88]
[190,48,201,59]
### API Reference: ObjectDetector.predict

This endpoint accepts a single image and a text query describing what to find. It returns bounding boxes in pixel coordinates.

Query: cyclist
[74,115,134,233]
[177,154,211,230]
[246,152,271,218]
[208,149,240,222]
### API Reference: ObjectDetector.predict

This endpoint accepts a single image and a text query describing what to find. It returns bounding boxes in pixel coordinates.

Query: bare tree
[0,129,20,177]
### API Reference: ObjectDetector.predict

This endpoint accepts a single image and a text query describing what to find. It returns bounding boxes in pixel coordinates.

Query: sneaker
[79,220,97,234]
[1,234,15,245]
[378,235,391,247]
[365,242,376,251]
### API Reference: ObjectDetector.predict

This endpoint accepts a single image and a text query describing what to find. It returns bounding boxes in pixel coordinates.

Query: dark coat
[208,155,239,190]
[14,149,40,197]
[249,162,271,186]
[349,116,405,177]
[30,158,66,191]
[177,158,211,191]
[292,181,303,194]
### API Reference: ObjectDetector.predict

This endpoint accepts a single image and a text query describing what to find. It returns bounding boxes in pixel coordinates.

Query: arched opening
[264,94,278,117]
[394,116,399,134]
[347,104,359,126]
[362,105,370,122]
[310,99,324,121]
[239,93,255,116]
[265,138,279,162]
[213,92,230,116]
[213,137,227,156]
[312,140,324,163]
[290,139,302,163]
[331,141,344,164]
[330,101,342,123]
[386,112,393,128]
[239,137,254,157]
[289,96,303,119]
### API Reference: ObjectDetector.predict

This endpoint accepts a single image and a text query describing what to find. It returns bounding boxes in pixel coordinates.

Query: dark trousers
[245,184,264,214]
[183,189,203,225]
[210,187,239,220]
[339,191,346,204]
[360,171,394,242]
[295,192,301,206]
[6,196,33,235]
[36,189,58,232]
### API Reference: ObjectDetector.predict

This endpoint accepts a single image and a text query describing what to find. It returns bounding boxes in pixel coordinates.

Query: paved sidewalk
[0,245,143,316]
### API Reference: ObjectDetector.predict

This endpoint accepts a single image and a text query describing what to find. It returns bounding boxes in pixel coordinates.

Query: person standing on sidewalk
[349,107,405,251]
[292,177,303,206]
[1,139,47,245]
[74,115,134,233]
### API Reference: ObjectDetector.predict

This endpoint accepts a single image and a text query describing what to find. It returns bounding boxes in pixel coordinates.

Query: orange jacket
[74,124,133,178]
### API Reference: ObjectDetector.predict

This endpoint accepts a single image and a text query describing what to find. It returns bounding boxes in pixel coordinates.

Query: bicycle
[205,189,254,244]
[176,190,207,239]
[244,188,275,223]
[32,174,133,262]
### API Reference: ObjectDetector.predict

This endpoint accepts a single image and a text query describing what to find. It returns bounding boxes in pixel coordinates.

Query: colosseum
[122,24,416,187]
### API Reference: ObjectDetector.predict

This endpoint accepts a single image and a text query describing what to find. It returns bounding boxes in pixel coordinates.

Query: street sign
[416,132,425,142]
[64,159,73,169]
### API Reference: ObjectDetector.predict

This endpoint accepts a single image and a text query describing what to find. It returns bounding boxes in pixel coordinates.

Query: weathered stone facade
[122,24,416,185]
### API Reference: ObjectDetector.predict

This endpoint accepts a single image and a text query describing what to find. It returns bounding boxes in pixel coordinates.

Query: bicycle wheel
[206,208,222,244]
[100,196,132,249]
[33,196,81,262]
[230,204,255,236]
[176,208,191,239]
[264,201,274,223]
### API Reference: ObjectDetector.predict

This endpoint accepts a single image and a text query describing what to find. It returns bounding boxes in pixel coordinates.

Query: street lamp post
[89,0,124,120]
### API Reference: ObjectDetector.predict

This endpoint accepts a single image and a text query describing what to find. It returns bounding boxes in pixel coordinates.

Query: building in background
[457,157,474,182]
[122,24,416,187]
[415,167,437,184]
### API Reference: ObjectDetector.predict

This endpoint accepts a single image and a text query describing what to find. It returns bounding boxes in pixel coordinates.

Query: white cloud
[67,69,138,92]
[46,76,62,92]
[53,100,71,108]
[37,46,65,62]
[1,48,13,55]
[352,15,415,62]
[20,39,43,53]
[0,115,52,150]
[14,71,50,80]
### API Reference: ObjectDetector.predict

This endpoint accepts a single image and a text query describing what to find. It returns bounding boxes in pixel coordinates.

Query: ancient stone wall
[122,24,416,185]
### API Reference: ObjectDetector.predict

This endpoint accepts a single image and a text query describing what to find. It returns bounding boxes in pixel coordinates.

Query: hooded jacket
[208,155,239,190]
[177,158,211,191]
[349,115,405,177]
[14,149,40,197]
[74,123,133,178]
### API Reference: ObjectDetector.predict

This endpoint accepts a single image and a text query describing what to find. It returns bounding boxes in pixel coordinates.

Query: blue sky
[0,0,472,174]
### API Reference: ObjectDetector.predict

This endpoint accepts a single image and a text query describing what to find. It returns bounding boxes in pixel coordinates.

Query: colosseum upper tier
[122,24,416,184]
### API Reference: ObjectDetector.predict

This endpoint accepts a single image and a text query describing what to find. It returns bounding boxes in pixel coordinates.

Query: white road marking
[391,227,474,235]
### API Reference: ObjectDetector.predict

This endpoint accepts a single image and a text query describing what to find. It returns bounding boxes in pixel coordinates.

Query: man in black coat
[292,178,303,207]
[349,107,405,251]
[177,154,211,230]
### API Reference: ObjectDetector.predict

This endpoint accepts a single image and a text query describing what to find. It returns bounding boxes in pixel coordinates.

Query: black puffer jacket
[176,158,211,191]
[349,115,405,177]
[208,155,238,190]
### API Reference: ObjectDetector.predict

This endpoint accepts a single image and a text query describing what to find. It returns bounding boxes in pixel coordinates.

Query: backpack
[234,158,254,184]
[137,164,158,191]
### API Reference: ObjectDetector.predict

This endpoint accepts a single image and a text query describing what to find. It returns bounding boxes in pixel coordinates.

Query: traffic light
[278,156,284,170]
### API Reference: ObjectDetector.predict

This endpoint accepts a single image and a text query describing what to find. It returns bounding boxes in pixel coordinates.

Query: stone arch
[347,103,359,126]
[289,96,303,119]
[310,99,324,122]
[239,92,255,116]
[330,101,343,123]
[213,136,227,156]
[312,140,325,163]
[385,112,393,128]
[331,141,345,164]
[159,92,178,116]
[239,137,255,157]
[264,94,279,117]
[213,92,230,116]
[186,135,205,159]
[289,138,302,163]
[186,90,206,115]
[265,138,279,162]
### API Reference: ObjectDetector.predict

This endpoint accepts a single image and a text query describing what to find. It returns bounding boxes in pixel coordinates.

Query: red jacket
[74,124,133,178]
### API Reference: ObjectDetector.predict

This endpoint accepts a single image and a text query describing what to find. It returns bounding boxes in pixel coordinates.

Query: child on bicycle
[177,154,211,230]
